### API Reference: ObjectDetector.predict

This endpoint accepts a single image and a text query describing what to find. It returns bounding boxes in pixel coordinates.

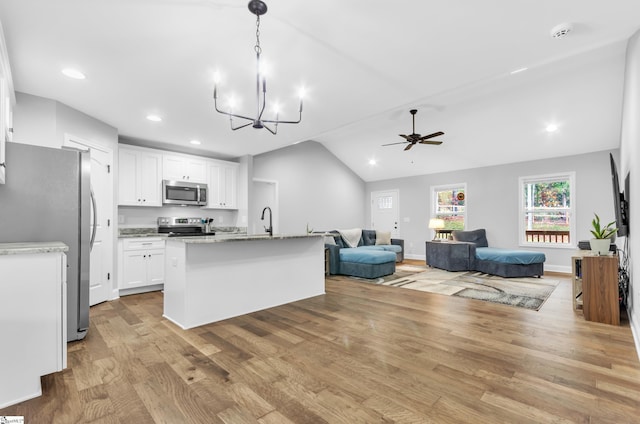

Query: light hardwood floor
[2,261,640,423]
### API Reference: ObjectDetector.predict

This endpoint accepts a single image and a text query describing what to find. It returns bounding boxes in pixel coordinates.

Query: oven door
[162,180,207,205]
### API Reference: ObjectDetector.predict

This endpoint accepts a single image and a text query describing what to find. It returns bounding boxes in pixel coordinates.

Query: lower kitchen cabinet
[118,238,165,295]
[0,244,67,408]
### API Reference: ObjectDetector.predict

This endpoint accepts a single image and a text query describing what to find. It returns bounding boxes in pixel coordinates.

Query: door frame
[252,178,279,235]
[64,133,115,303]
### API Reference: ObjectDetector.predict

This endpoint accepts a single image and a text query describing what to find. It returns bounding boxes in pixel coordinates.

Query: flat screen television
[610,153,629,237]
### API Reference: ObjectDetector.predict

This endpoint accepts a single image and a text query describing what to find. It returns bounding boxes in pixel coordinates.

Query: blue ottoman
[339,248,396,279]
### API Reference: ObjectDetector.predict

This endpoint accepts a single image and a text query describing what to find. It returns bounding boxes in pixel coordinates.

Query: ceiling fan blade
[419,140,443,145]
[399,134,411,141]
[404,143,414,151]
[418,131,444,141]
[382,141,409,146]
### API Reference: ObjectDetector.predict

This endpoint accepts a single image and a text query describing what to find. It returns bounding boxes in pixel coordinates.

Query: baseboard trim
[629,305,640,362]
[405,253,425,261]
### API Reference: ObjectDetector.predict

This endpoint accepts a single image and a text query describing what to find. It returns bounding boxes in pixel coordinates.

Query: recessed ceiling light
[510,67,528,75]
[546,123,559,133]
[368,159,377,166]
[146,114,162,122]
[189,140,201,145]
[61,68,86,80]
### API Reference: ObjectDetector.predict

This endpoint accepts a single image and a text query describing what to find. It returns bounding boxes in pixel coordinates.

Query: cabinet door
[118,149,139,205]
[147,250,165,284]
[221,164,237,208]
[121,250,148,288]
[206,162,238,209]
[207,163,222,208]
[186,158,207,183]
[138,152,162,206]
[163,155,185,181]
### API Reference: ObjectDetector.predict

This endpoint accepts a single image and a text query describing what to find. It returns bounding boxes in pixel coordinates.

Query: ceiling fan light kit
[213,0,303,135]
[382,109,445,151]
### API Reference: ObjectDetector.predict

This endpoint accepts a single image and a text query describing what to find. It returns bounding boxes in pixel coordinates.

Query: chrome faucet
[261,206,273,236]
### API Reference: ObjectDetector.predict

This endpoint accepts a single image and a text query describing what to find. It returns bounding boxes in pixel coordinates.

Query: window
[432,183,466,230]
[377,196,393,209]
[519,172,575,246]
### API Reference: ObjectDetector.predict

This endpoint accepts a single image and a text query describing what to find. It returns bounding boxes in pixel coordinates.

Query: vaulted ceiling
[1,0,639,181]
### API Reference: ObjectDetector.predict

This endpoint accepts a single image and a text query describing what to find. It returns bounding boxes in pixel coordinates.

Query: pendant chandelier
[213,0,303,135]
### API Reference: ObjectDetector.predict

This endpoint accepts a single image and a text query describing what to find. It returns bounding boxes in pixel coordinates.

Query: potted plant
[589,213,616,255]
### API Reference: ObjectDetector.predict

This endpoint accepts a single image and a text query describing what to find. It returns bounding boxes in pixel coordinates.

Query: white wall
[620,29,640,352]
[366,149,617,270]
[253,141,366,234]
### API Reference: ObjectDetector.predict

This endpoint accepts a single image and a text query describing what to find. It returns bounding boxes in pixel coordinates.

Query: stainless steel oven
[162,180,207,206]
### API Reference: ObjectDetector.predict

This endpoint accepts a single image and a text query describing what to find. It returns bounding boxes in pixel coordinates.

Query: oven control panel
[157,217,203,227]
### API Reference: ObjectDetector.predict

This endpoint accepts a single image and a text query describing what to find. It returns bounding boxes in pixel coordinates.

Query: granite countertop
[0,241,69,255]
[118,227,248,239]
[168,233,323,244]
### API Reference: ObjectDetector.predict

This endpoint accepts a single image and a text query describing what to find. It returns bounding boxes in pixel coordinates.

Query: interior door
[371,190,400,237]
[65,136,113,306]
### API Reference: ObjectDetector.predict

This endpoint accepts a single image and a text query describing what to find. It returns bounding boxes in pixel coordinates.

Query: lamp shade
[428,218,445,230]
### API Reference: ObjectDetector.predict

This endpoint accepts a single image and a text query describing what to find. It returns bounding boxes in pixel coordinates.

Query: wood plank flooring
[2,261,640,423]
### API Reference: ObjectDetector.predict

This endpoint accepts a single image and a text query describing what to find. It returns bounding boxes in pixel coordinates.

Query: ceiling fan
[382,109,444,151]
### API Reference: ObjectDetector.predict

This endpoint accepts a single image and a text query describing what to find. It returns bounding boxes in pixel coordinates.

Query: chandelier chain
[254,15,261,55]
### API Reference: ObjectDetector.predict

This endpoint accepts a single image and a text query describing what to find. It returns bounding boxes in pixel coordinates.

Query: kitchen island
[163,233,325,329]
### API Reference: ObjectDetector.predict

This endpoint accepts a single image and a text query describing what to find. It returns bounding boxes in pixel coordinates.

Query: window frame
[431,182,467,231]
[518,172,576,249]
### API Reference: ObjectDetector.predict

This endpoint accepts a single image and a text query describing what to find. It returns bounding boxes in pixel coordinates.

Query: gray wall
[13,92,118,150]
[253,141,366,234]
[620,29,640,351]
[366,149,617,271]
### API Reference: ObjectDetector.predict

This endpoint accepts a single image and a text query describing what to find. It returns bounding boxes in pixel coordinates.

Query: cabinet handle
[0,162,5,168]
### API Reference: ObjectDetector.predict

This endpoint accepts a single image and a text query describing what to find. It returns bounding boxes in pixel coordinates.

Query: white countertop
[167,233,322,244]
[0,241,69,255]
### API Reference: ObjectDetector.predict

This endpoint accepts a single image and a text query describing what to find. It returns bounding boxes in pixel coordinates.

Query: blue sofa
[323,229,404,279]
[446,229,545,278]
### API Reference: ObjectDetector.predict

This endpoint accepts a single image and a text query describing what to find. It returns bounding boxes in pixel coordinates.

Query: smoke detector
[550,23,573,39]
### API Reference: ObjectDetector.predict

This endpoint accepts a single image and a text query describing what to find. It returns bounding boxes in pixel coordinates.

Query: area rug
[356,266,558,311]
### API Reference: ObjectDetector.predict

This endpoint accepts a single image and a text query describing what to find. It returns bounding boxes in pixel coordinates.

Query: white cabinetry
[0,21,15,185]
[0,246,67,408]
[163,153,207,183]
[206,160,238,209]
[118,146,163,206]
[118,238,165,295]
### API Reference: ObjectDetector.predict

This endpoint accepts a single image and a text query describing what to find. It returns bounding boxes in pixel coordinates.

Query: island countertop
[168,233,322,244]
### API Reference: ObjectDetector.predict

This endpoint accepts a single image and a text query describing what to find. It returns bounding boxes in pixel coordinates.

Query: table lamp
[428,218,445,240]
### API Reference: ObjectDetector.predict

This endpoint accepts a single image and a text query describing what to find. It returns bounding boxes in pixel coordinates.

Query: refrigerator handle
[90,186,97,251]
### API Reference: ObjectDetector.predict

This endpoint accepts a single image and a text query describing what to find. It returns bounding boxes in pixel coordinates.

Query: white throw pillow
[375,230,391,245]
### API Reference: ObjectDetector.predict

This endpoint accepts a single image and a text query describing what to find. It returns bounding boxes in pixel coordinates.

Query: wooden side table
[582,255,619,325]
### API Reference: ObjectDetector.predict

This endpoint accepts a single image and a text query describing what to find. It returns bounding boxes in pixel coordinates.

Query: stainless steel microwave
[162,180,208,206]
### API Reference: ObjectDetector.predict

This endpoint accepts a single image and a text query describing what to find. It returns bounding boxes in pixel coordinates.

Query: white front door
[371,190,400,237]
[65,136,113,306]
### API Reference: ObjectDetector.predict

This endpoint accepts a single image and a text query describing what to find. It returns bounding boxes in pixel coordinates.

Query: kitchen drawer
[122,238,165,251]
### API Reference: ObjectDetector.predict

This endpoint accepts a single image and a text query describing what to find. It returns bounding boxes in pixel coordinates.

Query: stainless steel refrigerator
[0,141,91,341]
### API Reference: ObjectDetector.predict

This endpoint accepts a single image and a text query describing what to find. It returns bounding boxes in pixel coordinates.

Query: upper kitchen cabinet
[0,20,15,185]
[118,146,162,207]
[206,160,238,209]
[163,153,207,183]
